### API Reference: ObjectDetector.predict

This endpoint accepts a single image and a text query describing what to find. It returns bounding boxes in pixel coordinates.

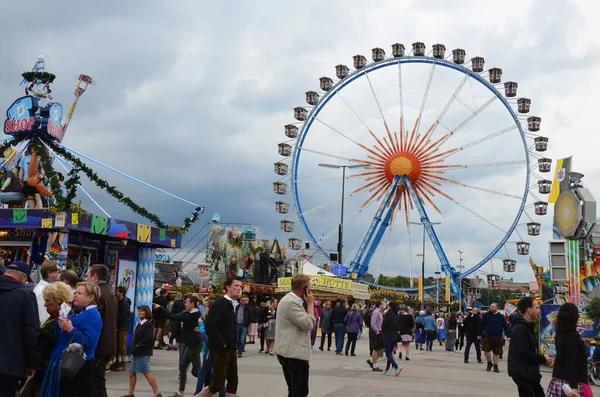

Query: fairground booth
[0,56,203,331]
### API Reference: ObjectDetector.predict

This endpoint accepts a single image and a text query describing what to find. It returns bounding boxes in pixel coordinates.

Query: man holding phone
[274,274,316,397]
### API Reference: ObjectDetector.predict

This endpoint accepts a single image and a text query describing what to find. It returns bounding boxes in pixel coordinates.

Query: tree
[586,297,600,322]
[377,274,434,288]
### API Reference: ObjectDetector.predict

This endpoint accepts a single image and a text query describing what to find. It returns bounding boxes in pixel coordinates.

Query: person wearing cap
[0,165,24,205]
[0,261,40,396]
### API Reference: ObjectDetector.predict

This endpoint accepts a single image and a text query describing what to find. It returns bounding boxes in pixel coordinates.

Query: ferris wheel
[273,42,551,297]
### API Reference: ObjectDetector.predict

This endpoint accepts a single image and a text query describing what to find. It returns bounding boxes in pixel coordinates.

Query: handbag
[61,330,86,380]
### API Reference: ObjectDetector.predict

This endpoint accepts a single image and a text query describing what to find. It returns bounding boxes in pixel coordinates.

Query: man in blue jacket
[478,302,510,373]
[0,262,40,397]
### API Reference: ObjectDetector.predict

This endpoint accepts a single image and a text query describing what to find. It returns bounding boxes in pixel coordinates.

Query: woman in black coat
[382,302,402,376]
[123,306,163,397]
[546,303,590,397]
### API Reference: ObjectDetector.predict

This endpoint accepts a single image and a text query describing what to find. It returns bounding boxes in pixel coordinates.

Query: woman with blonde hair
[24,282,73,396]
[40,282,103,397]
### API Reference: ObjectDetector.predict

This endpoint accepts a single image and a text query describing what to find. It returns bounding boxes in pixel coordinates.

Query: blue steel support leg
[348,176,400,274]
[357,203,395,278]
[403,176,460,298]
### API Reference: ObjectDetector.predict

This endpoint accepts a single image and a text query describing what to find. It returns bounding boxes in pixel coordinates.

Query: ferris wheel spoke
[455,96,475,113]
[437,95,498,147]
[447,196,508,234]
[456,182,522,200]
[295,176,345,184]
[299,191,355,217]
[442,125,517,160]
[415,61,437,134]
[444,159,526,170]
[363,73,397,154]
[397,62,404,141]
[431,74,469,136]
[337,92,395,156]
[299,147,359,162]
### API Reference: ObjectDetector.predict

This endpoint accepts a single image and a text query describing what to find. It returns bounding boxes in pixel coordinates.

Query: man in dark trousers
[0,262,40,397]
[86,264,118,397]
[197,277,243,397]
[478,302,510,373]
[235,295,252,357]
[463,308,482,364]
[332,299,348,355]
[153,288,169,348]
[115,286,131,371]
[508,297,553,397]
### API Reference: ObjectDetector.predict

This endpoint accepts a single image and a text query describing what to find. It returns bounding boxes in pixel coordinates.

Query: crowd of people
[0,261,134,397]
[0,259,594,397]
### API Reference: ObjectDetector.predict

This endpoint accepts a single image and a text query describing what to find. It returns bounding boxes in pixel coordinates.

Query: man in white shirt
[275,274,316,397]
[33,260,60,325]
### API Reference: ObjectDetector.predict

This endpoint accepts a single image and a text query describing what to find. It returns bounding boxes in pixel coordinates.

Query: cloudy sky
[1,0,598,284]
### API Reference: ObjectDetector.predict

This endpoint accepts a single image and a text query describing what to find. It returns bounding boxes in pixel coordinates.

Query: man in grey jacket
[275,274,316,397]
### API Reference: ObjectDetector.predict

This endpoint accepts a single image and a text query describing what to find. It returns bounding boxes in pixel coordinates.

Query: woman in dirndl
[547,303,593,397]
[398,307,415,361]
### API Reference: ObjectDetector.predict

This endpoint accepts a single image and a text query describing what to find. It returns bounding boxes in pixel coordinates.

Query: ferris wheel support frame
[404,177,460,297]
[349,175,400,276]
[292,56,531,291]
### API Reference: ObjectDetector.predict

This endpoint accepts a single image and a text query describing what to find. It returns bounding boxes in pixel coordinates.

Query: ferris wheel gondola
[272,41,551,295]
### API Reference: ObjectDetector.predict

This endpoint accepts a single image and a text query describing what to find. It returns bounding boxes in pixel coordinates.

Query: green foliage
[585,297,600,322]
[21,71,56,83]
[171,285,199,295]
[377,274,434,288]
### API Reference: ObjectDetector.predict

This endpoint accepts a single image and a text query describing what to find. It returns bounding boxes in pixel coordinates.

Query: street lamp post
[409,221,441,310]
[435,270,441,313]
[457,250,464,313]
[318,163,369,266]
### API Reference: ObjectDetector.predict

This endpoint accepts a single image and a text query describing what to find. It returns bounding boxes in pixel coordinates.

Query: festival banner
[548,157,572,203]
[117,259,137,314]
[418,275,423,302]
[539,304,600,358]
[445,276,451,302]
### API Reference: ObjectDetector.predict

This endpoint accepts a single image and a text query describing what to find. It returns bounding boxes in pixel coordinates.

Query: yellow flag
[445,276,451,302]
[548,157,571,203]
[418,275,423,302]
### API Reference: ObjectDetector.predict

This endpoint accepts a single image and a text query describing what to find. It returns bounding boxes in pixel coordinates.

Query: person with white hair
[414,310,426,351]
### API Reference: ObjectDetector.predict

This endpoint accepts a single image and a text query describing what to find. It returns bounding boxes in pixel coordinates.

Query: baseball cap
[7,261,32,281]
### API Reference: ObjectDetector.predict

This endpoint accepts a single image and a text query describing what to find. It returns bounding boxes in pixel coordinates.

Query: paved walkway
[107,338,556,396]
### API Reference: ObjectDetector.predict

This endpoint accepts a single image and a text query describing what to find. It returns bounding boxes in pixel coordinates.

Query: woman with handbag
[39,282,103,397]
[343,304,363,356]
[122,305,163,397]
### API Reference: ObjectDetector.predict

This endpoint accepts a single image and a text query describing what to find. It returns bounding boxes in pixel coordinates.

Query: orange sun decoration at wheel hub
[349,119,459,225]
[386,152,422,183]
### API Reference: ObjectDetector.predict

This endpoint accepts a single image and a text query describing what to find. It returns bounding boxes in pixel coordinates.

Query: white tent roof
[300,260,334,276]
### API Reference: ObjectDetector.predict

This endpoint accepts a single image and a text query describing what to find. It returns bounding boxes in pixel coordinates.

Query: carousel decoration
[2,56,204,233]
[272,41,550,299]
